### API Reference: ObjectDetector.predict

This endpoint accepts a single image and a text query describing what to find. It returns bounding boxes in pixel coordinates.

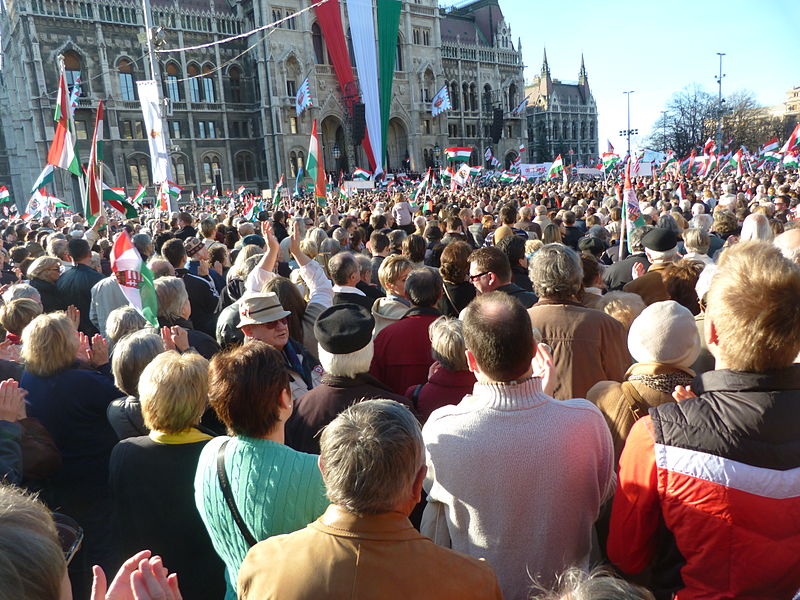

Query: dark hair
[439,241,472,284]
[405,268,443,308]
[563,210,576,225]
[665,259,703,316]
[402,234,426,263]
[369,231,389,253]
[370,213,387,230]
[208,341,289,437]
[208,244,228,268]
[446,216,464,232]
[468,246,511,283]
[67,238,90,262]
[463,291,533,381]
[161,238,187,267]
[499,204,517,225]
[177,211,193,225]
[580,254,601,288]
[496,235,526,267]
[262,276,306,343]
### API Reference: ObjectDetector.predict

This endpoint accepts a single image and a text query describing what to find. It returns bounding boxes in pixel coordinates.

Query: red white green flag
[780,123,800,154]
[444,147,473,162]
[547,155,564,180]
[131,185,146,205]
[0,187,9,204]
[85,100,105,224]
[729,148,744,176]
[353,168,372,180]
[784,150,799,169]
[102,184,138,219]
[761,138,779,153]
[46,71,82,177]
[111,231,158,327]
[306,119,327,207]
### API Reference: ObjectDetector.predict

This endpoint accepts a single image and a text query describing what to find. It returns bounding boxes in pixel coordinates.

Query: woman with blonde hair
[21,312,121,581]
[109,350,226,600]
[0,298,42,344]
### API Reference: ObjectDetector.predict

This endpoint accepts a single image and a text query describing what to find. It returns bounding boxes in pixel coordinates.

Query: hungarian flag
[440,167,454,184]
[236,185,246,196]
[295,77,313,117]
[780,123,800,154]
[111,231,158,327]
[409,168,430,205]
[22,189,47,221]
[601,152,620,173]
[430,85,452,117]
[30,164,55,195]
[242,197,256,220]
[167,181,183,198]
[305,119,326,207]
[0,187,10,204]
[338,182,350,202]
[547,155,564,180]
[703,138,716,154]
[353,168,372,180]
[46,72,81,177]
[499,171,518,183]
[729,148,744,176]
[131,185,146,205]
[762,138,779,153]
[519,143,526,155]
[469,166,482,177]
[85,100,105,224]
[445,147,473,162]
[157,181,170,213]
[784,150,799,169]
[273,174,285,207]
[102,184,138,219]
[621,162,646,254]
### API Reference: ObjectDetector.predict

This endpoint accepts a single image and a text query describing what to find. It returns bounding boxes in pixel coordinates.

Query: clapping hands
[91,551,183,600]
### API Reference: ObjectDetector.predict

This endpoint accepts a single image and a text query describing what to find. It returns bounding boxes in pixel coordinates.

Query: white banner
[520,163,549,178]
[137,80,174,208]
[347,0,383,175]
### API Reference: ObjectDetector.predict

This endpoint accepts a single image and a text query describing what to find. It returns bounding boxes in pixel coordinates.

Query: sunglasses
[263,316,289,329]
[469,271,489,282]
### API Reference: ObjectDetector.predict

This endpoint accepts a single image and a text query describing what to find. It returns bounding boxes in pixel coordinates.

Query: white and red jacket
[608,366,800,600]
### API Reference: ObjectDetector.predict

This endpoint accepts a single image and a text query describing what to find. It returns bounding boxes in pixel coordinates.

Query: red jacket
[405,367,475,424]
[608,366,800,599]
[369,308,440,395]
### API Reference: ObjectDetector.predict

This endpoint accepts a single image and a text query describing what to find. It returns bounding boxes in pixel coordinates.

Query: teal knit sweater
[194,435,329,599]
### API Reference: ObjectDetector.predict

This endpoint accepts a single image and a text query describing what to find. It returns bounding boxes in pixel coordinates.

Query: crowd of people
[1,168,800,600]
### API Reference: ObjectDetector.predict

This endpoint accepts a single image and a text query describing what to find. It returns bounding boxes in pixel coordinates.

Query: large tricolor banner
[137,80,176,211]
[445,147,473,162]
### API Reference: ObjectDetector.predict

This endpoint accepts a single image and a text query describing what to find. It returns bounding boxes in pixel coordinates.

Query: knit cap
[628,300,700,368]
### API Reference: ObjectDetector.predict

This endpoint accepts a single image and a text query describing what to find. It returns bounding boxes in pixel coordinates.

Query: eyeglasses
[469,271,489,282]
[263,316,289,329]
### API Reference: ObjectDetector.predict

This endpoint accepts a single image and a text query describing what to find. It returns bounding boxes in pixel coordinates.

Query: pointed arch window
[117,58,136,101]
[164,62,182,102]
[202,64,216,103]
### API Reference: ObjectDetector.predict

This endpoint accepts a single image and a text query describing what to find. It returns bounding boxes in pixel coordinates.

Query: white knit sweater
[421,377,615,600]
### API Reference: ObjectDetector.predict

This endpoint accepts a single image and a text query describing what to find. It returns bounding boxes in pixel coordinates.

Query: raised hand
[88,334,110,367]
[531,342,556,397]
[161,326,189,353]
[631,261,646,280]
[0,340,21,363]
[0,379,26,422]
[67,305,81,330]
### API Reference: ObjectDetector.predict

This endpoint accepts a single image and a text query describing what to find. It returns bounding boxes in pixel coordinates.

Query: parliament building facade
[0,0,532,205]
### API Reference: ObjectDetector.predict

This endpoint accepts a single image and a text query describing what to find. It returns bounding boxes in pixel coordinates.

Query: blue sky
[492,0,800,155]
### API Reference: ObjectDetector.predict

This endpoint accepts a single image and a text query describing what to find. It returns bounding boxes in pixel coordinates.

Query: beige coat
[586,362,694,462]
[623,261,673,305]
[238,505,503,600]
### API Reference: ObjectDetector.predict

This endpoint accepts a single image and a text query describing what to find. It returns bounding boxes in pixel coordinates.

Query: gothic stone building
[0,0,524,207]
[524,50,598,166]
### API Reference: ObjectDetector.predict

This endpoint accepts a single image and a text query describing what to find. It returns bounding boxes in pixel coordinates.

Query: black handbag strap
[411,384,424,412]
[216,439,258,548]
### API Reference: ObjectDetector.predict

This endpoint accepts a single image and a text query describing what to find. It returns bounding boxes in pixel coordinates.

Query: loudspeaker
[352,102,366,145]
[490,108,504,144]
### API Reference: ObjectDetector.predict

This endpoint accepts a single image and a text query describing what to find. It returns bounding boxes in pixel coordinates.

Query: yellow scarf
[148,428,213,445]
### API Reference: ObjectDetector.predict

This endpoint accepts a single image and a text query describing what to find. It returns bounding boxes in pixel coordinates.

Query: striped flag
[305,119,326,207]
[511,95,529,116]
[167,181,183,198]
[601,152,620,174]
[444,147,473,162]
[409,168,430,204]
[784,150,799,169]
[111,231,159,327]
[729,148,744,177]
[547,155,564,180]
[295,77,313,116]
[131,185,146,205]
[46,71,82,176]
[353,168,372,180]
[499,171,519,183]
[102,184,138,219]
[30,164,55,195]
[780,123,800,154]
[761,138,779,153]
[0,187,10,204]
[273,174,285,207]
[85,100,105,224]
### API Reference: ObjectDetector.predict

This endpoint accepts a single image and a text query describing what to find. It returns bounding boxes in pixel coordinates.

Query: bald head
[462,292,533,382]
[775,229,800,264]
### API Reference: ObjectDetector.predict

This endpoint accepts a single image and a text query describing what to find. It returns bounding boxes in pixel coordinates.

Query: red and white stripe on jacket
[608,416,800,600]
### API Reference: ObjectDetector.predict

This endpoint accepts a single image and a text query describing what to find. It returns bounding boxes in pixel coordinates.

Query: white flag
[453,162,471,187]
[137,80,172,187]
[430,85,452,117]
[484,147,493,162]
[296,77,313,117]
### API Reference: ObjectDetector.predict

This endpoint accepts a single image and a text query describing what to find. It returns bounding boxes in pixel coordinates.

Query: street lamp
[619,90,637,157]
[660,110,668,151]
[332,144,341,181]
[433,143,441,168]
[715,52,726,155]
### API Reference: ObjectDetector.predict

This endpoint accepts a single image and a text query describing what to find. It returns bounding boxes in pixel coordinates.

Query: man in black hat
[285,303,411,455]
[623,227,678,305]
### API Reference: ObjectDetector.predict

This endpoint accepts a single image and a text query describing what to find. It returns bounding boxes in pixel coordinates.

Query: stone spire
[541,47,551,78]
[578,53,588,86]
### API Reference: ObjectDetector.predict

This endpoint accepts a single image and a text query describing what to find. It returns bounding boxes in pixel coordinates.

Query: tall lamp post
[619,90,637,158]
[660,110,668,151]
[433,143,441,168]
[715,52,726,155]
[332,144,341,182]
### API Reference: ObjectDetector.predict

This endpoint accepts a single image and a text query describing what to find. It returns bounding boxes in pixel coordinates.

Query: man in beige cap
[238,292,323,401]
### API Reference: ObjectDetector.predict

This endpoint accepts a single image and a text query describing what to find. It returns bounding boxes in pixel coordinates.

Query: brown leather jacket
[623,261,673,305]
[528,299,631,401]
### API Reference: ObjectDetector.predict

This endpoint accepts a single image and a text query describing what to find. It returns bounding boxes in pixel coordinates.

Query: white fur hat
[628,300,700,368]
